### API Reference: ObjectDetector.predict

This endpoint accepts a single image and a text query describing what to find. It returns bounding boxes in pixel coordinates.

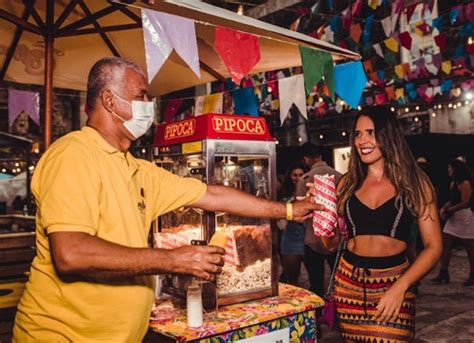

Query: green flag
[299,46,335,100]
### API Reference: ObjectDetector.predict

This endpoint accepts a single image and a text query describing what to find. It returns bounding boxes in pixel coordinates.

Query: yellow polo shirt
[13,126,206,342]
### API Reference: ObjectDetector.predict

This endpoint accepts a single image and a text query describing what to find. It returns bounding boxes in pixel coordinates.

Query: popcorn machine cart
[152,113,278,306]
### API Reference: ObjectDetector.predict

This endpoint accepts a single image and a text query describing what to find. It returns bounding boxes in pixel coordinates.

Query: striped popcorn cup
[312,174,337,237]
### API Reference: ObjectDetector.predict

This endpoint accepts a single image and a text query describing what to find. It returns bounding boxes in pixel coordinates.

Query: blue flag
[334,61,367,108]
[233,87,258,116]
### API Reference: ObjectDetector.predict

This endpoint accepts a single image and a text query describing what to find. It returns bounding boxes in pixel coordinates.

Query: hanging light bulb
[237,5,244,15]
[15,162,19,167]
[390,107,395,112]
[319,134,324,139]
[275,140,279,145]
[318,97,324,103]
[342,131,347,137]
[267,85,272,93]
[466,92,473,100]
[405,107,409,112]
[1,168,6,173]
[141,148,146,154]
[298,137,303,142]
[468,36,474,45]
[415,105,420,111]
[438,104,442,109]
[453,104,458,109]
[357,105,362,111]
[414,116,419,122]
[457,102,462,107]
[431,112,436,117]
[29,165,35,171]
[448,103,453,108]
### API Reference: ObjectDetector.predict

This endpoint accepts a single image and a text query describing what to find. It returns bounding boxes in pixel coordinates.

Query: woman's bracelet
[286,202,293,221]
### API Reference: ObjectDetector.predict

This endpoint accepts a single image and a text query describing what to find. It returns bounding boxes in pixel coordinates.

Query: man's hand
[168,245,225,281]
[292,197,325,222]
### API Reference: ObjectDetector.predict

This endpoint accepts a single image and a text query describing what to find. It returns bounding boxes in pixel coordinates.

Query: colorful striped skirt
[334,250,416,342]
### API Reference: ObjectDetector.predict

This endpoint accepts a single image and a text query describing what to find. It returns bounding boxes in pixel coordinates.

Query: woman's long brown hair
[337,106,435,218]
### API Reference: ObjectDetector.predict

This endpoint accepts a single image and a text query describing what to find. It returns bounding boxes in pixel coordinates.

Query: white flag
[278,74,307,125]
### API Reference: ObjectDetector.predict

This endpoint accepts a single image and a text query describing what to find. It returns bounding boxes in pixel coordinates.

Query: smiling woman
[319,106,442,343]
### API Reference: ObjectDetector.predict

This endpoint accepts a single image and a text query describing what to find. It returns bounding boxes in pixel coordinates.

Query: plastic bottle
[186,283,203,327]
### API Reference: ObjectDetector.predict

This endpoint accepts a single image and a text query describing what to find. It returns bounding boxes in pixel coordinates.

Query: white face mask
[110,91,155,139]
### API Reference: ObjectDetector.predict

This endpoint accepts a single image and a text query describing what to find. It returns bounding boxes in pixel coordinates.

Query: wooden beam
[0,9,41,34]
[244,0,303,19]
[76,0,120,57]
[0,6,32,81]
[53,0,79,32]
[23,0,45,34]
[199,61,226,81]
[117,6,141,24]
[57,23,142,37]
[56,5,119,36]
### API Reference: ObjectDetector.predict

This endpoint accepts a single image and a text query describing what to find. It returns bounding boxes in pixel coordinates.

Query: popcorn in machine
[152,113,277,306]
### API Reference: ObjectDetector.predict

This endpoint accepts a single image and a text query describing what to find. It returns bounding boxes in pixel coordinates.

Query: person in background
[320,107,442,342]
[431,159,474,286]
[278,162,307,285]
[13,57,323,342]
[297,142,342,297]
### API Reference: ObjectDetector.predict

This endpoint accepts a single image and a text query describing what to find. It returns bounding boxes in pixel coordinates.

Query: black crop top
[344,194,415,243]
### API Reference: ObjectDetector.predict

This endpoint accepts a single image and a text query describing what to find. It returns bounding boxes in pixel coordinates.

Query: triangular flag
[232,87,258,116]
[352,0,363,16]
[342,7,353,31]
[425,58,439,75]
[195,93,223,115]
[398,31,412,50]
[390,0,403,32]
[163,98,183,122]
[362,15,374,44]
[450,7,461,24]
[381,16,392,37]
[299,46,335,100]
[395,88,404,99]
[373,43,384,58]
[434,34,446,50]
[215,27,261,85]
[368,0,382,10]
[384,37,399,52]
[8,89,40,127]
[432,16,444,31]
[322,26,335,42]
[350,23,362,43]
[141,9,200,82]
[278,74,308,124]
[466,3,474,22]
[334,60,367,108]
[406,4,417,23]
[394,64,405,79]
[415,22,431,36]
[452,5,465,23]
[385,86,396,101]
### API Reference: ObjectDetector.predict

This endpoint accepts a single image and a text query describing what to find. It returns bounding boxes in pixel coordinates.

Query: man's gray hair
[86,57,144,111]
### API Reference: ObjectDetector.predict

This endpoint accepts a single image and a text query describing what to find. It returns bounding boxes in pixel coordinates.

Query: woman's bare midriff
[347,235,407,257]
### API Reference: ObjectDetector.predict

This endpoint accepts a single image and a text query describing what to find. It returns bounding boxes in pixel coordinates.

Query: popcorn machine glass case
[153,114,277,305]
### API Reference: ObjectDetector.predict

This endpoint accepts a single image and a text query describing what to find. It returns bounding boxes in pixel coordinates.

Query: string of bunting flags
[312,0,474,108]
[140,8,367,125]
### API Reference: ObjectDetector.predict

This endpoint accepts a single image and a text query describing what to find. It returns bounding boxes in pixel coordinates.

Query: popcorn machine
[152,113,277,306]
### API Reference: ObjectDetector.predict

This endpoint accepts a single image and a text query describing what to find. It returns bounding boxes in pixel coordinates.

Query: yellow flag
[395,88,404,100]
[308,95,314,106]
[394,64,405,78]
[202,93,223,114]
[384,37,399,53]
[442,61,452,75]
[271,99,280,110]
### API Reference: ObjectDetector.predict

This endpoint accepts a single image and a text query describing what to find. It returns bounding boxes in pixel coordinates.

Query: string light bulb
[457,102,462,107]
[466,92,473,100]
[319,134,324,139]
[431,112,436,117]
[448,103,453,108]
[29,165,35,171]
[390,107,395,112]
[1,168,6,173]
[318,97,324,103]
[357,105,362,111]
[405,107,409,112]
[415,105,420,111]
[342,131,347,137]
[414,117,419,122]
[298,137,303,142]
[237,5,244,15]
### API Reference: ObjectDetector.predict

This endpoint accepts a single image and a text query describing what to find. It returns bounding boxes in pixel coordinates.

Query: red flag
[342,7,352,31]
[406,4,417,23]
[215,27,261,85]
[352,0,363,16]
[163,98,183,122]
[434,33,447,50]
[466,3,474,22]
[398,31,412,50]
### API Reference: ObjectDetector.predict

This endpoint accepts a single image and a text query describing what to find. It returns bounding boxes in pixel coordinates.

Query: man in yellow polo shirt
[13,57,322,342]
